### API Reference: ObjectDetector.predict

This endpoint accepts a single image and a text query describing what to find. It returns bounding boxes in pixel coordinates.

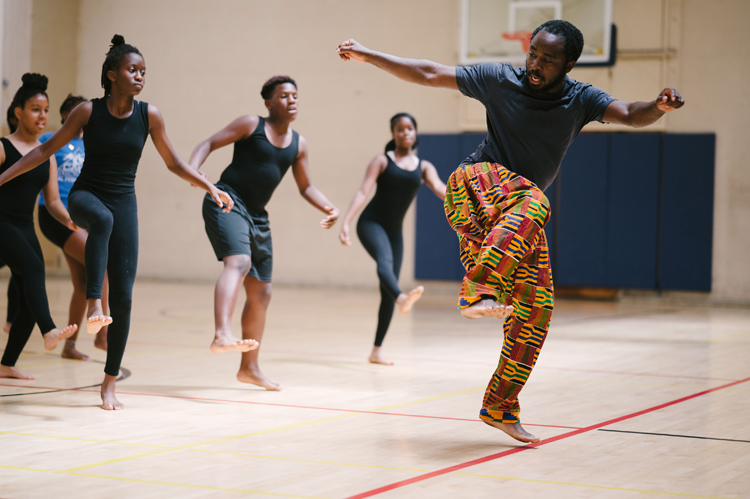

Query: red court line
[344,376,750,499]
[0,383,580,430]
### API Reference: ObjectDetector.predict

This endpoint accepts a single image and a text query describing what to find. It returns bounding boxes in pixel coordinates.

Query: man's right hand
[336,39,369,63]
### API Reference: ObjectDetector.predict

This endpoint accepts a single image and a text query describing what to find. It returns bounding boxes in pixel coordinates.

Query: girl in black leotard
[0,73,79,380]
[0,36,234,410]
[189,76,339,390]
[339,113,445,365]
[2,103,20,335]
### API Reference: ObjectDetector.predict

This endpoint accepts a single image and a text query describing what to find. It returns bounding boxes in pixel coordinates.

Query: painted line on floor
[0,431,170,448]
[0,382,579,430]
[452,472,734,498]
[0,364,130,397]
[597,429,750,443]
[343,375,750,499]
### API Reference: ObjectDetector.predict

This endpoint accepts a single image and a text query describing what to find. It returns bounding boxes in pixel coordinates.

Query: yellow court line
[188,448,429,473]
[62,472,331,498]
[454,473,734,498]
[61,387,481,472]
[0,431,169,448]
[0,464,48,473]
[707,330,750,342]
[534,376,708,391]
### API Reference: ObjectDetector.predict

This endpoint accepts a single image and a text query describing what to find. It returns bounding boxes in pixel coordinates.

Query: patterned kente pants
[444,162,553,424]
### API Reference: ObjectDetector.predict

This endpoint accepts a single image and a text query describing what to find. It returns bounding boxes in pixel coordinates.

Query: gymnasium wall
[2,0,749,304]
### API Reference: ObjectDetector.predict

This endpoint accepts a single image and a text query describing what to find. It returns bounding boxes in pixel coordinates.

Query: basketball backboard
[460,0,614,66]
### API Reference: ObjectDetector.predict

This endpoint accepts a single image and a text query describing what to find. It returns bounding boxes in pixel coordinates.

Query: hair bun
[111,34,125,47]
[21,73,48,92]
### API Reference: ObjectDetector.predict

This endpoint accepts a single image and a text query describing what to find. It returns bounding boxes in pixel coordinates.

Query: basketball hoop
[502,31,533,53]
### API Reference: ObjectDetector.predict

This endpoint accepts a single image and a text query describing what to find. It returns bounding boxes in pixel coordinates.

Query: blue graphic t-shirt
[38,133,84,208]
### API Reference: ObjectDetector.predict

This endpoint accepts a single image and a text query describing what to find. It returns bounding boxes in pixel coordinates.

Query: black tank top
[360,153,422,228]
[74,98,149,197]
[0,137,50,223]
[218,116,299,215]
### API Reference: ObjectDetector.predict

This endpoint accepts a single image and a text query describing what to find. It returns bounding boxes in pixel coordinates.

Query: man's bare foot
[61,339,89,361]
[369,346,394,365]
[94,329,108,351]
[396,286,424,315]
[43,325,79,351]
[2,321,10,334]
[101,374,123,410]
[237,367,282,391]
[482,419,540,443]
[210,332,259,353]
[461,299,514,320]
[86,315,112,334]
[0,365,35,380]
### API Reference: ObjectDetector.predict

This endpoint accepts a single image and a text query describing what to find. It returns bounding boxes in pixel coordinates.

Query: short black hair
[261,76,297,100]
[59,93,87,123]
[532,20,584,63]
[101,34,141,97]
[11,73,48,118]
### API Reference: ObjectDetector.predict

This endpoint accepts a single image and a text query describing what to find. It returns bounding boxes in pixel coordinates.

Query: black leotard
[357,154,422,347]
[218,116,299,215]
[0,137,57,367]
[68,98,149,377]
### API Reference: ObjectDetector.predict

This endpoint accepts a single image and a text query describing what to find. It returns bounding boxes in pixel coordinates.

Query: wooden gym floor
[1,276,749,498]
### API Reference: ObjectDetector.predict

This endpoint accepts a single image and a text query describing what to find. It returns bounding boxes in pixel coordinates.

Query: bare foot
[61,339,89,361]
[482,419,540,443]
[94,328,108,351]
[368,346,394,365]
[461,299,514,320]
[397,286,424,315]
[0,365,35,380]
[237,367,282,391]
[86,315,113,334]
[2,322,10,334]
[101,374,124,410]
[210,332,259,353]
[43,325,79,351]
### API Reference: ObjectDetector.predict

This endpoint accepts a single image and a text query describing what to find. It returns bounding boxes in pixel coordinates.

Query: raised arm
[188,114,258,170]
[603,87,685,128]
[339,154,387,246]
[290,136,339,229]
[147,104,234,212]
[0,102,91,186]
[420,160,446,201]
[41,155,76,230]
[336,39,458,90]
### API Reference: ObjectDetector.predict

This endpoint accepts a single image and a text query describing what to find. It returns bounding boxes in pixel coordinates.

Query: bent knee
[224,254,252,273]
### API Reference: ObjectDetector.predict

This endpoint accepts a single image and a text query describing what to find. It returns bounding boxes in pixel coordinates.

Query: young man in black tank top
[189,77,339,391]
[337,21,684,443]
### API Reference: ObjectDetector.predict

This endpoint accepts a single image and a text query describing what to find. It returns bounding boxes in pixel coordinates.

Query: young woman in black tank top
[0,36,234,410]
[0,74,79,380]
[189,76,339,391]
[339,113,445,365]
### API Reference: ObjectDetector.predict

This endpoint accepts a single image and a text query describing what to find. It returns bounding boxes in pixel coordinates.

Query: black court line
[0,363,131,398]
[598,428,750,443]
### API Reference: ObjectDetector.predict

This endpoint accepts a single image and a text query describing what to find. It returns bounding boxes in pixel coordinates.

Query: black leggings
[1,270,19,324]
[0,219,56,367]
[68,189,138,377]
[356,217,403,347]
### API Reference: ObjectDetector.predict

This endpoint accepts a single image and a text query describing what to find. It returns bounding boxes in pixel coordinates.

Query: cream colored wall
[74,0,462,288]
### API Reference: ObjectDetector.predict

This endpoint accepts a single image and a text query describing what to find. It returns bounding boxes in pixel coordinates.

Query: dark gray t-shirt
[456,63,615,191]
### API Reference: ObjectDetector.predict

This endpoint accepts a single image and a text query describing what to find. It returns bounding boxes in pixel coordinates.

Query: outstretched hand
[211,187,234,213]
[339,224,352,246]
[320,206,339,229]
[656,88,685,112]
[336,39,369,63]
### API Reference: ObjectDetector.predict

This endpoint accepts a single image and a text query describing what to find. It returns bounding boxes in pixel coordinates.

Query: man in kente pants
[337,20,684,443]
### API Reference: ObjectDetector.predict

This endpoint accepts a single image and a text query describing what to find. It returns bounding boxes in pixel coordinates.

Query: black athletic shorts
[202,185,273,282]
[38,204,74,248]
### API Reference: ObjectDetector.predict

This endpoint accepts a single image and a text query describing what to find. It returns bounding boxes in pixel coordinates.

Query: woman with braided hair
[0,73,79,380]
[0,35,234,410]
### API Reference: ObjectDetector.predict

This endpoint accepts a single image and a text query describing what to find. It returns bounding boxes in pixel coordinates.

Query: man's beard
[526,70,566,96]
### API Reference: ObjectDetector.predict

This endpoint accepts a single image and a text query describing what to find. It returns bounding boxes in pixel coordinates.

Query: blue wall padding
[605,133,660,288]
[658,134,715,291]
